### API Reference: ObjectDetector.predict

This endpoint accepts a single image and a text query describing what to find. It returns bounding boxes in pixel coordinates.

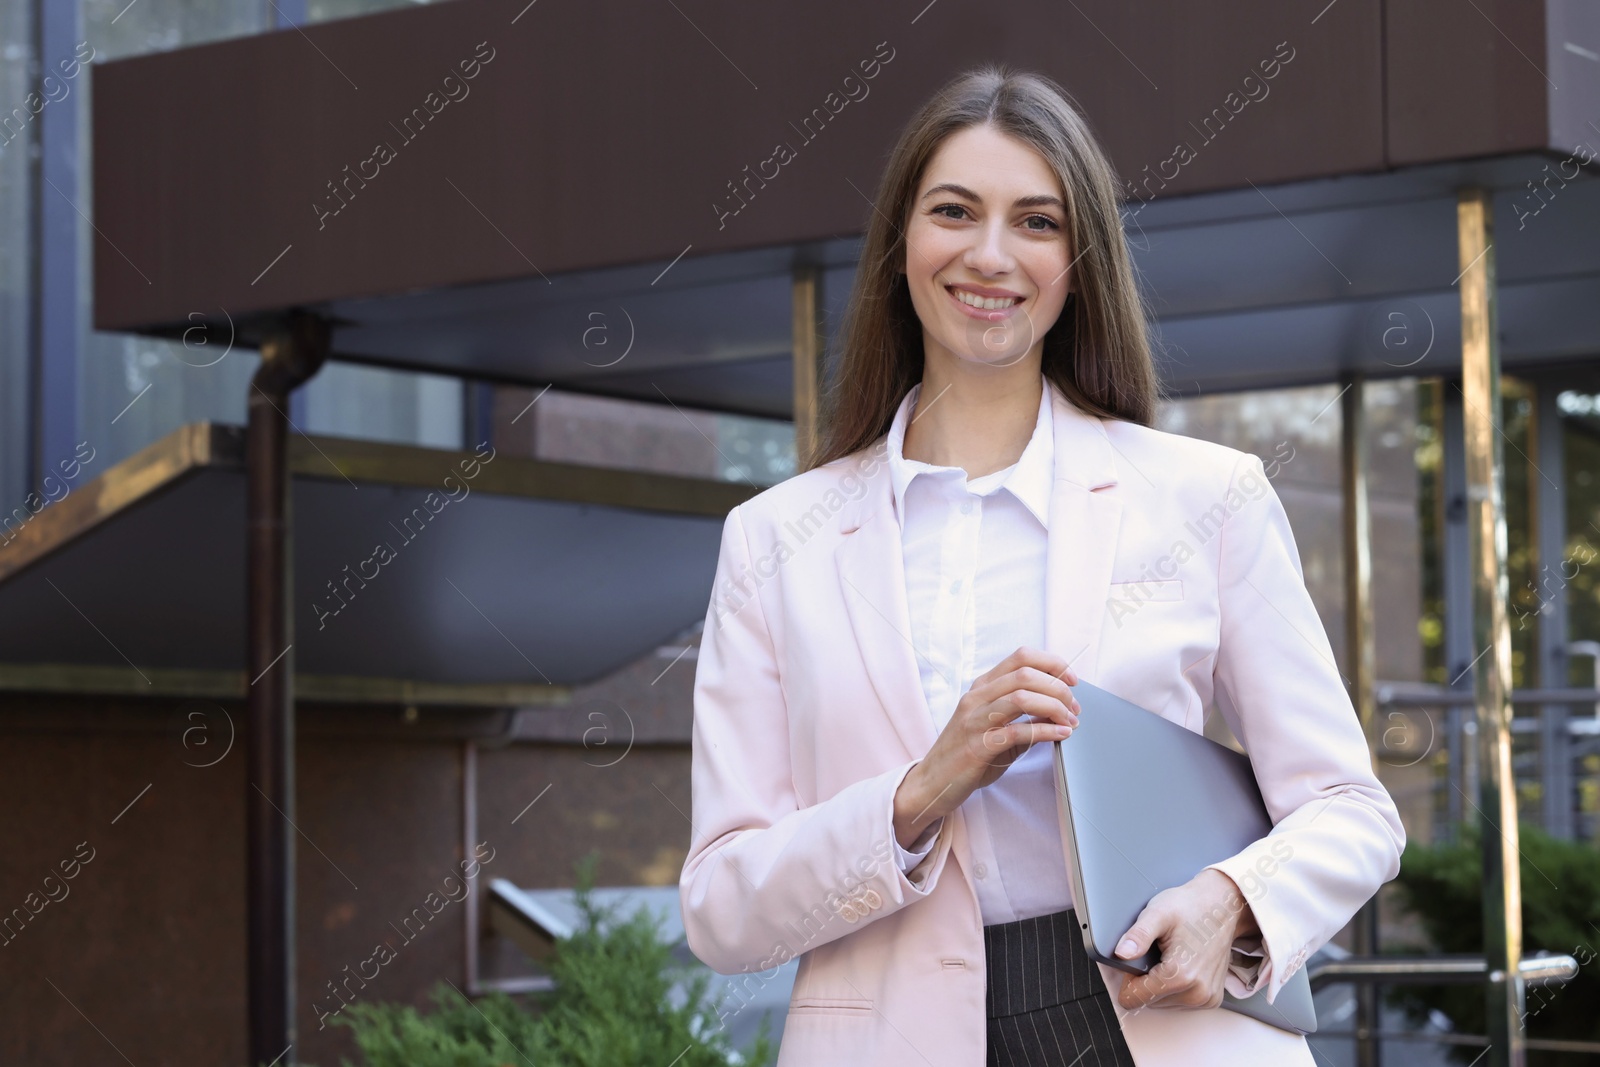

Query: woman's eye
[932,205,1059,231]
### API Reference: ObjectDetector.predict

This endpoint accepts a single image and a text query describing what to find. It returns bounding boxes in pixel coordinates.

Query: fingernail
[1116,939,1139,957]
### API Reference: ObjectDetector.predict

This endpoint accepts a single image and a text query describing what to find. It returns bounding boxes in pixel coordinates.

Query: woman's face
[902,123,1074,373]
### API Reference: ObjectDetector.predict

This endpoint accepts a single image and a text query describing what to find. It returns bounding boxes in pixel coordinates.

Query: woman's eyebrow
[920,182,1064,210]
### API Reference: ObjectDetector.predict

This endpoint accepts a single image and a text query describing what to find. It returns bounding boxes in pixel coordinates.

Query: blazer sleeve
[679,504,952,976]
[1202,450,1406,1003]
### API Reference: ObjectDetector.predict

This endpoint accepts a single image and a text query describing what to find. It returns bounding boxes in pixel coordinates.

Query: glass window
[301,363,463,449]
[1558,386,1600,677]
[1158,381,1431,844]
[1556,385,1600,842]
[0,0,34,515]
[1160,380,1424,682]
[488,385,795,487]
[307,0,454,22]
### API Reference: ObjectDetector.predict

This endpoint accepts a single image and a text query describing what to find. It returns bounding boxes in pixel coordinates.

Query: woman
[678,64,1404,1067]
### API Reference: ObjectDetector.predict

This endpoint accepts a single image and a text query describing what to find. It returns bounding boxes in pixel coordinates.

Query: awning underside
[316,155,1600,410]
[0,427,741,688]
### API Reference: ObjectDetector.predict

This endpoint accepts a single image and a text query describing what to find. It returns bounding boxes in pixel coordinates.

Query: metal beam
[0,662,567,706]
[0,421,219,585]
[1457,185,1524,1067]
[0,418,756,588]
[281,431,753,516]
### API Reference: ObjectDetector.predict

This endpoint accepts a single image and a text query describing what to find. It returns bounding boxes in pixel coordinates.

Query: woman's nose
[964,222,1015,275]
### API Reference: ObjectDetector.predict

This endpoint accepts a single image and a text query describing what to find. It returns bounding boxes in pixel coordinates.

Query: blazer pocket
[788,996,875,1015]
[1108,579,1183,603]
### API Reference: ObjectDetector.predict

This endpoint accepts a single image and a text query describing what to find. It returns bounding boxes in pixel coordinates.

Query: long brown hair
[808,63,1163,471]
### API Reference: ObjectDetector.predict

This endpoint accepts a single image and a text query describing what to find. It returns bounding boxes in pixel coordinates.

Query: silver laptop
[1051,679,1318,1035]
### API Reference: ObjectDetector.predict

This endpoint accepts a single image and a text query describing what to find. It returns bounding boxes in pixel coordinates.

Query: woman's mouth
[945,285,1024,321]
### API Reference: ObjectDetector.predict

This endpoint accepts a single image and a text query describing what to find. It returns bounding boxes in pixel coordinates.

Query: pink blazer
[679,380,1405,1067]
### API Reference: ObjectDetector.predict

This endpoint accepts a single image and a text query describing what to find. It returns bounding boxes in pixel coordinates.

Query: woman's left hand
[1112,868,1259,1012]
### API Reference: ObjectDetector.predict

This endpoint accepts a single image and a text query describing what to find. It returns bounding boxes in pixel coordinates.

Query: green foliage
[1386,823,1600,1066]
[294,853,774,1067]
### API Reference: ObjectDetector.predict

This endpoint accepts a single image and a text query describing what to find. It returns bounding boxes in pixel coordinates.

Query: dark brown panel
[92,0,1388,334]
[295,738,466,1067]
[477,743,692,892]
[0,719,251,1065]
[0,705,474,1067]
[1387,0,1552,165]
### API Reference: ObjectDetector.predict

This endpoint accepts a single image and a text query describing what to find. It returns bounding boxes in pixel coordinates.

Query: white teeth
[951,288,1018,310]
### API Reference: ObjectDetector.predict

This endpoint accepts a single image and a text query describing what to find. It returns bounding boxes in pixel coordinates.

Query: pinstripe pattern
[983,908,1136,1066]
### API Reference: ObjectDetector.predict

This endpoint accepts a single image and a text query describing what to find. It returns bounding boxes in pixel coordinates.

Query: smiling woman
[814,66,1158,470]
[680,63,1402,1067]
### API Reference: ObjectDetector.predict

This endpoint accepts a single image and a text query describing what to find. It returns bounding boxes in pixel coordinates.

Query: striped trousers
[983,908,1137,1066]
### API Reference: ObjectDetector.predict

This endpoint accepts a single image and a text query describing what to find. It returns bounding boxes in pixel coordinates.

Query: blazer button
[840,901,861,922]
[862,889,883,910]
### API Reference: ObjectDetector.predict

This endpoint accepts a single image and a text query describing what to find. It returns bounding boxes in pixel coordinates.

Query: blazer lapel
[832,381,1124,763]
[835,448,941,761]
[1042,384,1124,683]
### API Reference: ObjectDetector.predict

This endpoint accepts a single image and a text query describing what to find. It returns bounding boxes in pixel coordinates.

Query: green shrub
[294,853,774,1067]
[1387,822,1600,1066]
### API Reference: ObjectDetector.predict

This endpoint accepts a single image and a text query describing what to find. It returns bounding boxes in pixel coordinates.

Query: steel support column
[1441,387,1474,836]
[1533,382,1572,839]
[1457,186,1524,1067]
[247,312,329,1067]
[1341,373,1381,1067]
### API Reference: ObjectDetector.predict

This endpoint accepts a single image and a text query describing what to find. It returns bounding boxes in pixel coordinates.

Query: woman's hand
[893,646,1080,849]
[1114,868,1260,1012]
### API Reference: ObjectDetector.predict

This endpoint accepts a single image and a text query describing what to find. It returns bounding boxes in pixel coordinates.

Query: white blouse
[883,378,1075,926]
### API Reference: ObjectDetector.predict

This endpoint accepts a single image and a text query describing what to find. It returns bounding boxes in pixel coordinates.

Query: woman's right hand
[892,646,1081,849]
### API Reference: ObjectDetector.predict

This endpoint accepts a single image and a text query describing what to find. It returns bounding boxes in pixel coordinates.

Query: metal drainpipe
[1341,373,1381,1067]
[247,312,330,1067]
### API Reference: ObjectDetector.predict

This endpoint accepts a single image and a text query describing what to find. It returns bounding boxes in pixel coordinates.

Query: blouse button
[950,580,961,594]
[975,863,988,878]
[961,501,973,515]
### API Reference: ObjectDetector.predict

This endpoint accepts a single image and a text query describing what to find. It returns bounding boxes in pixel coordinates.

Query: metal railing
[1307,954,1587,1056]
[1375,681,1600,841]
[1307,953,1580,992]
